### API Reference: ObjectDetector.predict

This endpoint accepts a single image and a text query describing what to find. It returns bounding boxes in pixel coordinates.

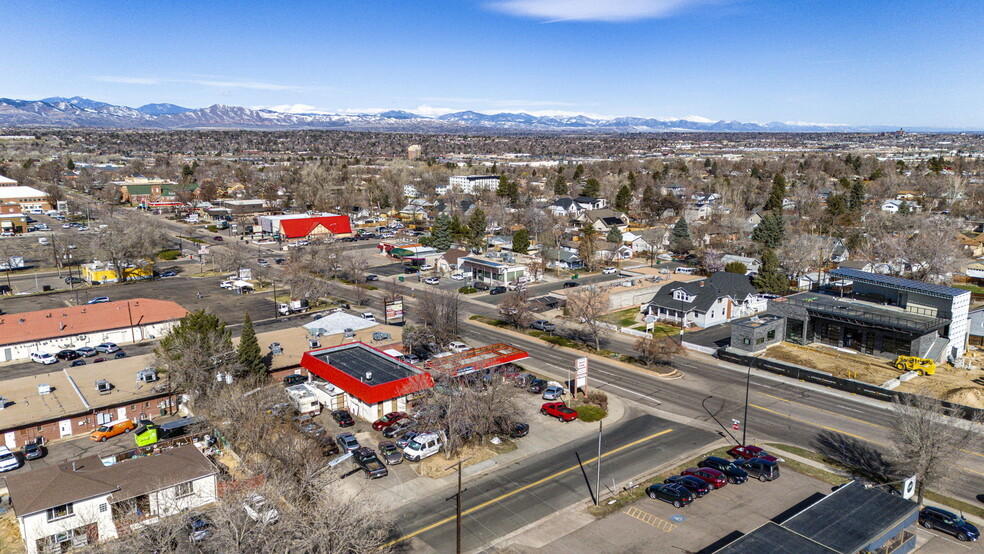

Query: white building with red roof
[257,213,352,241]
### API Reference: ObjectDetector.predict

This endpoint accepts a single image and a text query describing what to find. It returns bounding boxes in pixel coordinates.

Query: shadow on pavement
[811,430,897,482]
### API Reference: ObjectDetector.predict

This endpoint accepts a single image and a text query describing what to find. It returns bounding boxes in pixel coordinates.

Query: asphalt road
[387,411,718,552]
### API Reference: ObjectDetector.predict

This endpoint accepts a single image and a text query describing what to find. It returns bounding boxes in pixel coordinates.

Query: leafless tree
[633,335,682,369]
[498,290,534,328]
[888,395,983,504]
[214,240,256,276]
[91,215,168,282]
[777,232,824,279]
[414,288,461,347]
[565,286,611,350]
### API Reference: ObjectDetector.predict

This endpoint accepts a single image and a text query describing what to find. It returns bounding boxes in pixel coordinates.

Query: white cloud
[487,0,715,22]
[93,75,314,92]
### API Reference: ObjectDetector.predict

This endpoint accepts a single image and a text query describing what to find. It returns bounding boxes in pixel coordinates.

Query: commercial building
[0,185,51,211]
[0,202,28,233]
[715,480,918,554]
[0,298,187,363]
[80,261,154,284]
[300,342,434,422]
[257,213,352,240]
[459,255,527,287]
[423,343,528,377]
[115,179,198,208]
[442,175,499,195]
[4,445,217,554]
[0,175,19,186]
[752,269,971,360]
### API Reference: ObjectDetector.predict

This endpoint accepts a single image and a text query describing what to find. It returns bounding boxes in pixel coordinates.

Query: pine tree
[572,163,584,181]
[627,171,636,189]
[849,181,866,211]
[752,250,788,295]
[898,200,911,216]
[553,174,568,195]
[432,214,454,250]
[641,184,658,216]
[581,178,600,197]
[670,217,692,254]
[751,212,785,249]
[614,184,632,212]
[606,227,623,244]
[578,224,599,270]
[724,261,748,275]
[763,173,786,211]
[467,208,487,250]
[497,175,510,197]
[512,228,530,254]
[237,312,266,380]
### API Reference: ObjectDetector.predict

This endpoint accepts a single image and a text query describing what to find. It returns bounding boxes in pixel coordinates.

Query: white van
[403,432,441,462]
[362,312,376,322]
[674,267,699,275]
[38,237,49,246]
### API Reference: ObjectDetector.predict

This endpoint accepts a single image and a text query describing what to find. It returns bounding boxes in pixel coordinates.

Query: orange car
[90,419,135,442]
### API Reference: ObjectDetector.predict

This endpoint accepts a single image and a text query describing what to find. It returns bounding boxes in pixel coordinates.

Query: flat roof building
[0,185,51,211]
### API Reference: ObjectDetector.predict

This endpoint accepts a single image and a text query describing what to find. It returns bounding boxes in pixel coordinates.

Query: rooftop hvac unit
[38,384,52,395]
[0,397,6,410]
[308,338,321,349]
[95,379,112,393]
[136,368,158,383]
[365,371,373,382]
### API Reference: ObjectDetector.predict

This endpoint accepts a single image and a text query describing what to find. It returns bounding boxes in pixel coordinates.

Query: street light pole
[595,420,603,506]
[444,458,470,554]
[742,353,763,446]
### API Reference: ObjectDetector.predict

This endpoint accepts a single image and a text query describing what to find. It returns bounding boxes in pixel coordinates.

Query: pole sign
[575,357,588,389]
[732,419,740,431]
[384,299,404,323]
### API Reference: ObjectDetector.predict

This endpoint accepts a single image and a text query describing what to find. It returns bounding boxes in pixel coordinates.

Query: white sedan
[420,264,434,271]
[424,277,440,285]
[450,273,465,281]
[602,267,617,274]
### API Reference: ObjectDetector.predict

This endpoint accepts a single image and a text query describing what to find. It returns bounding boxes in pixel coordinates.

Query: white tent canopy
[303,312,377,336]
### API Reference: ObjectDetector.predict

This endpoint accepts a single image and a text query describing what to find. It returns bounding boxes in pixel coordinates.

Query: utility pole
[742,353,763,446]
[595,420,603,506]
[445,457,470,554]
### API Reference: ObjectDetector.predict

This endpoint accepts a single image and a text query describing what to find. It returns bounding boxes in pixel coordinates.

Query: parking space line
[623,507,677,532]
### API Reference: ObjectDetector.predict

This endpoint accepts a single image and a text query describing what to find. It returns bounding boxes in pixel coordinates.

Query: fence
[716,348,984,422]
[682,341,717,355]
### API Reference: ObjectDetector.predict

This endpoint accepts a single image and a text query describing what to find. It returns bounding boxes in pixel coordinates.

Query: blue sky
[2,0,982,127]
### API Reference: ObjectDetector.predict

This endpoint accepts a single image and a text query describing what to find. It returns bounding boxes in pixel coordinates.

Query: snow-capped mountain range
[0,96,901,133]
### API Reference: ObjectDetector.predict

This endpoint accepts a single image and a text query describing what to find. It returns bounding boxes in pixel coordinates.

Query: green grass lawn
[953,284,984,294]
[601,307,642,327]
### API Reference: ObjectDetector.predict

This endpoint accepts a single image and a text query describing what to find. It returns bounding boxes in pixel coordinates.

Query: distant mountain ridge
[0,96,931,132]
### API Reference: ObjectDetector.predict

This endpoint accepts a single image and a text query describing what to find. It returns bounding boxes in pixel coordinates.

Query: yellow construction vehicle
[894,355,936,376]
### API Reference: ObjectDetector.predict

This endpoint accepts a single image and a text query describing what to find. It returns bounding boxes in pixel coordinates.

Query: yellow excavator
[894,355,936,376]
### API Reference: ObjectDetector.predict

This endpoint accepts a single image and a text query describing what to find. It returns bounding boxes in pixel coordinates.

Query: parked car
[450,273,465,280]
[737,457,780,482]
[275,258,286,265]
[493,417,530,438]
[88,296,110,304]
[336,432,360,453]
[257,259,270,267]
[447,341,468,353]
[213,236,224,241]
[473,281,490,290]
[220,280,235,289]
[21,442,45,460]
[562,281,579,288]
[90,419,136,442]
[243,493,280,524]
[542,385,565,401]
[530,320,556,332]
[382,420,416,439]
[698,456,749,484]
[0,447,21,472]
[602,267,617,274]
[300,422,327,439]
[377,441,403,465]
[188,514,213,543]
[424,277,440,285]
[365,274,379,281]
[283,374,307,386]
[70,359,86,367]
[159,270,178,278]
[527,378,548,394]
[404,266,419,274]
[664,475,710,497]
[352,447,389,479]
[30,352,58,365]
[332,409,355,427]
[373,411,409,431]
[75,346,97,357]
[95,342,120,353]
[396,430,420,449]
[403,432,442,462]
[489,286,507,295]
[728,444,783,463]
[56,349,82,361]
[541,402,578,422]
[64,276,83,284]
[681,467,728,489]
[645,483,694,508]
[114,351,127,359]
[919,506,979,542]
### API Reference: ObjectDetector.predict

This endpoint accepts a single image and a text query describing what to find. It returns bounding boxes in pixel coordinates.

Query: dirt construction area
[764,343,984,409]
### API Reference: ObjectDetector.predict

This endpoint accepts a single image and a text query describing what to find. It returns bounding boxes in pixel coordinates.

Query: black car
[645,483,694,508]
[494,417,530,438]
[489,286,507,295]
[698,456,749,484]
[114,351,127,359]
[64,276,83,285]
[562,281,580,288]
[70,359,86,367]
[56,349,82,361]
[404,266,419,274]
[527,378,548,394]
[664,475,710,497]
[274,258,286,265]
[352,447,388,479]
[919,506,979,542]
[283,374,307,386]
[473,281,490,290]
[332,409,355,427]
[737,457,780,481]
[22,442,45,460]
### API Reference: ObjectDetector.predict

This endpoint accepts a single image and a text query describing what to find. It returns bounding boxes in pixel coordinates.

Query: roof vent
[95,379,112,394]
[38,384,51,395]
[365,371,373,382]
[46,313,52,318]
[136,368,158,383]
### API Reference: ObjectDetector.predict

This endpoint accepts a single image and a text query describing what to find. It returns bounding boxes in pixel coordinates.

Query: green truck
[133,417,204,447]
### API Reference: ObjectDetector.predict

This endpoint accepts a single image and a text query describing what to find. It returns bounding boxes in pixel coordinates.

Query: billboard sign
[575,356,588,388]
[385,299,404,323]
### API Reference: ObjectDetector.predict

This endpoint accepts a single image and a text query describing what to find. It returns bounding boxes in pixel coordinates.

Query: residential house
[969,308,984,347]
[440,248,470,270]
[721,254,761,275]
[403,184,420,198]
[662,184,687,198]
[541,247,583,270]
[881,199,921,213]
[642,272,766,328]
[622,230,665,254]
[399,198,435,221]
[819,236,850,263]
[966,261,984,284]
[591,216,629,234]
[838,260,876,273]
[957,233,984,258]
[4,446,217,554]
[744,211,764,231]
[486,235,514,252]
[574,196,606,210]
[546,197,584,219]
[596,241,633,263]
[119,182,198,207]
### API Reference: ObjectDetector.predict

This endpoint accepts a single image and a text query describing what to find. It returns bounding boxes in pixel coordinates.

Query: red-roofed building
[258,213,352,241]
[0,299,188,363]
[300,342,433,422]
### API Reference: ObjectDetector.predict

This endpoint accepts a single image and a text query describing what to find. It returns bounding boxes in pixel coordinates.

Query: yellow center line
[755,393,984,460]
[379,428,675,549]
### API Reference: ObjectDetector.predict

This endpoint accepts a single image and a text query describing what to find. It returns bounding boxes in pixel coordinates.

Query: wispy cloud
[93,75,316,92]
[487,0,715,22]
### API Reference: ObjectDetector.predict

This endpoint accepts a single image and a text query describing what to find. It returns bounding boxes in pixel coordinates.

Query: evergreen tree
[614,184,632,212]
[497,174,510,197]
[627,171,637,190]
[606,227,623,244]
[849,181,866,211]
[724,261,748,275]
[752,249,788,295]
[641,184,658,216]
[670,217,693,254]
[578,224,599,270]
[512,228,530,254]
[751,212,785,249]
[450,215,466,242]
[898,200,911,216]
[66,157,75,171]
[826,193,848,216]
[553,174,568,195]
[763,173,786,211]
[237,312,266,380]
[431,214,454,250]
[572,163,584,181]
[581,178,600,197]
[467,208,487,250]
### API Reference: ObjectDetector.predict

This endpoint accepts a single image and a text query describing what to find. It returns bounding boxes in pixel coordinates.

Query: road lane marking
[623,507,677,532]
[379,428,675,549]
